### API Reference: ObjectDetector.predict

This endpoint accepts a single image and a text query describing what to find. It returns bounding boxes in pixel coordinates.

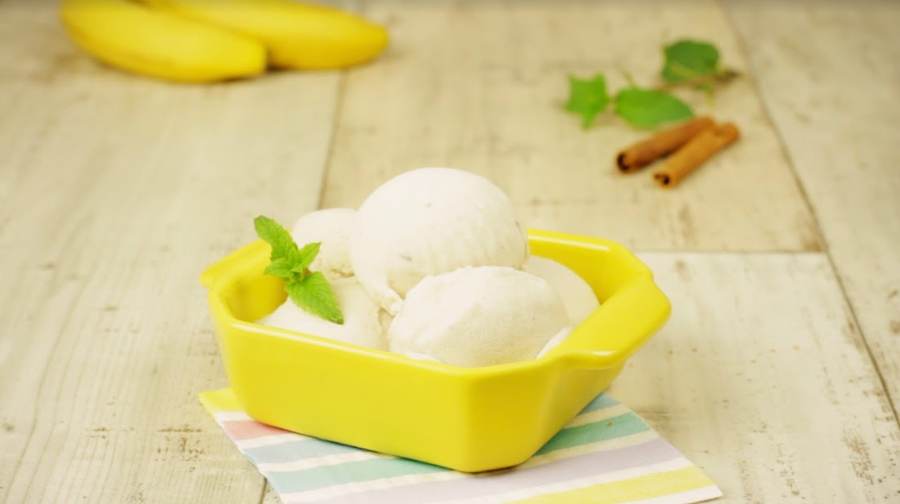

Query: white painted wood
[262,484,281,504]
[723,0,900,418]
[612,253,900,503]
[0,1,341,501]
[321,0,819,252]
[2,0,898,503]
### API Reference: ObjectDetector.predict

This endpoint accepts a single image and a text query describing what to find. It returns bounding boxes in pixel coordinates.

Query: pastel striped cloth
[200,389,721,504]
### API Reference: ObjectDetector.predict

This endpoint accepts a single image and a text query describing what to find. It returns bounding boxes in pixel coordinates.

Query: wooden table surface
[2,0,899,502]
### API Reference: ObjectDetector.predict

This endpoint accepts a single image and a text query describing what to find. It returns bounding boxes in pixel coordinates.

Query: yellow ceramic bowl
[200,229,670,473]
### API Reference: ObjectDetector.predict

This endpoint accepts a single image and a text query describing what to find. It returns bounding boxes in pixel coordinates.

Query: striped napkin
[200,389,721,504]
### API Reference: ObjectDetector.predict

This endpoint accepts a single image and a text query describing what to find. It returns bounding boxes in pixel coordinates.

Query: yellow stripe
[199,388,242,414]
[507,466,716,504]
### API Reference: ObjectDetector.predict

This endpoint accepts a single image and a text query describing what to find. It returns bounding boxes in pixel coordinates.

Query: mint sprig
[567,80,693,130]
[564,38,738,130]
[254,216,344,325]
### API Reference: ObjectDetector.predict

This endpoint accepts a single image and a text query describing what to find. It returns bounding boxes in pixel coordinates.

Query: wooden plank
[722,0,900,415]
[261,484,281,504]
[0,0,341,501]
[321,0,820,252]
[611,253,900,503]
[231,239,900,504]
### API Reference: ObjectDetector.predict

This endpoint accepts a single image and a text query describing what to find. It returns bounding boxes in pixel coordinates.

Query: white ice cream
[536,327,573,358]
[291,208,356,280]
[389,266,569,367]
[402,352,443,363]
[350,168,529,315]
[258,277,388,351]
[523,256,600,326]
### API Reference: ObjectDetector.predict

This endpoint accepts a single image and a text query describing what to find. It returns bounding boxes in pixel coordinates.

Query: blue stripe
[244,438,360,464]
[246,395,619,465]
[266,457,446,493]
[245,394,645,494]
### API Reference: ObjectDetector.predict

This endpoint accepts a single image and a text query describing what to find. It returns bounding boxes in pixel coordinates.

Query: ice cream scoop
[536,327,573,358]
[291,208,356,280]
[258,277,388,350]
[389,266,569,367]
[350,168,528,315]
[523,256,600,326]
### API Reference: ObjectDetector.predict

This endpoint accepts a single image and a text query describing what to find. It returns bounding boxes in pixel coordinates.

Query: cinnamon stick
[616,116,714,173]
[653,122,740,188]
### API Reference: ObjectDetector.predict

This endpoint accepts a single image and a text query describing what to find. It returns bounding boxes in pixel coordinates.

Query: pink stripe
[221,420,290,440]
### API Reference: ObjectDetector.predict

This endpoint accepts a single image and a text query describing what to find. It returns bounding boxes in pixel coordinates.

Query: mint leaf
[254,215,298,261]
[662,40,720,83]
[254,215,343,325]
[264,258,296,280]
[615,88,693,129]
[565,74,610,129]
[291,242,321,274]
[286,272,344,324]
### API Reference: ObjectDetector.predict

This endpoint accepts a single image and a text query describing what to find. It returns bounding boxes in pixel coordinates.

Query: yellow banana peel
[59,0,267,83]
[139,0,390,70]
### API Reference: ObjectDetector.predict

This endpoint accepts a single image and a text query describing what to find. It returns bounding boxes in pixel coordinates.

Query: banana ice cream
[259,277,388,350]
[291,208,356,280]
[258,167,608,368]
[523,256,600,326]
[349,168,528,316]
[536,327,573,358]
[388,266,569,367]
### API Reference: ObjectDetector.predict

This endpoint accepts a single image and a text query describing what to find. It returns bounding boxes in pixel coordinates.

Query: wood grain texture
[722,0,900,415]
[2,0,898,503]
[0,1,341,502]
[321,0,820,252]
[612,253,900,503]
[261,484,281,504]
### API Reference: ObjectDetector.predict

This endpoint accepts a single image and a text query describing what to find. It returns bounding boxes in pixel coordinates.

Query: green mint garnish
[254,216,344,324]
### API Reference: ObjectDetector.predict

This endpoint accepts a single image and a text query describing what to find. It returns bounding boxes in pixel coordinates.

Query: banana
[60,0,267,83]
[139,0,389,69]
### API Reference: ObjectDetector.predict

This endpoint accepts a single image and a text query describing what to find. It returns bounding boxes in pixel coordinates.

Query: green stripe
[535,412,649,455]
[257,394,640,493]
[267,457,446,493]
[266,411,648,493]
